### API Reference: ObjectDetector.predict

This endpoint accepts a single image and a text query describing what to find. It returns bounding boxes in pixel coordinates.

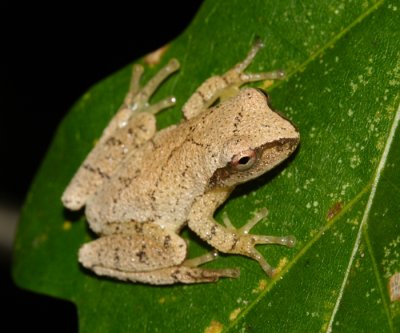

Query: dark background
[1,1,202,330]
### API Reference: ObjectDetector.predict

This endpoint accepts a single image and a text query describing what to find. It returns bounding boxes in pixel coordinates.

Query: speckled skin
[62,41,300,284]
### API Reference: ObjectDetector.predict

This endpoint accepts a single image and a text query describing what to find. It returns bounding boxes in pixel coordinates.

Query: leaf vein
[325,101,400,332]
[363,227,394,332]
[226,183,371,332]
[269,0,385,91]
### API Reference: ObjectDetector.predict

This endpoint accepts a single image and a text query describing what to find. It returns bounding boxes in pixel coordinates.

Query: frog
[61,39,300,285]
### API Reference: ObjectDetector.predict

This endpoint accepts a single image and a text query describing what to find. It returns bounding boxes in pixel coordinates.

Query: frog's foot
[182,250,240,279]
[92,264,239,285]
[183,249,219,267]
[124,58,180,114]
[220,39,285,100]
[222,208,295,277]
[84,249,239,285]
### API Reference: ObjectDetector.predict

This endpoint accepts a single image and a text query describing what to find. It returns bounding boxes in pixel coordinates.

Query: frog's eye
[231,149,257,171]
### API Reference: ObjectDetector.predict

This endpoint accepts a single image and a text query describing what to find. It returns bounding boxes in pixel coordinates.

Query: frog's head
[209,88,299,188]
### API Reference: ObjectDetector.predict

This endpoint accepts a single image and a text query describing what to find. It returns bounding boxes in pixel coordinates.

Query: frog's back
[85,123,211,233]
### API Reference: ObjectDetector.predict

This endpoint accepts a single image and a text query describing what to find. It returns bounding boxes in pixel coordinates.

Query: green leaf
[13,0,400,332]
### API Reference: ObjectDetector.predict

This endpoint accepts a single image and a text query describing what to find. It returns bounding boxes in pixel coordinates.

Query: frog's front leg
[79,221,239,285]
[183,39,285,119]
[62,59,179,210]
[188,189,295,277]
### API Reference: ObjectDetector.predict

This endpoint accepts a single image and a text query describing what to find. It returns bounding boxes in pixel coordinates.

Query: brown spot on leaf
[326,202,344,221]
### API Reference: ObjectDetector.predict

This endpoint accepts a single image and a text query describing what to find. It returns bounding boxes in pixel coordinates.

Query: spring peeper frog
[62,40,300,285]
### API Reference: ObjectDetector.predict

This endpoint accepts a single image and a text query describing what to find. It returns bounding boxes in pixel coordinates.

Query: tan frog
[62,40,300,284]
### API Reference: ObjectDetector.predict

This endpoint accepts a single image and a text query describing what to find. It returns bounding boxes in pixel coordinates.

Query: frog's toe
[145,95,176,115]
[124,58,180,113]
[222,210,295,277]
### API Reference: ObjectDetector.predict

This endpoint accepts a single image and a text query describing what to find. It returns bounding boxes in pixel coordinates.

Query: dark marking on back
[118,176,133,187]
[83,163,111,180]
[188,138,204,148]
[105,137,123,146]
[134,223,144,234]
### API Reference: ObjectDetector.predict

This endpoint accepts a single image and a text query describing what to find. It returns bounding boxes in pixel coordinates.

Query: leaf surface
[13,0,400,332]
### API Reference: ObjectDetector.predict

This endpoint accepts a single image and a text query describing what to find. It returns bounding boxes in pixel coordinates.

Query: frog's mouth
[208,137,299,188]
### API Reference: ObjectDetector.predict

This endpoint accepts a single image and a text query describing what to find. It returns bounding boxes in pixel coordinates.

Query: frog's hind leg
[126,59,180,114]
[91,259,239,285]
[106,58,180,138]
[79,221,239,285]
[62,60,180,211]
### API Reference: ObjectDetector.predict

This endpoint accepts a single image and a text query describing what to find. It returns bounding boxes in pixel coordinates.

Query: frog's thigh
[79,221,240,285]
[79,222,187,273]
